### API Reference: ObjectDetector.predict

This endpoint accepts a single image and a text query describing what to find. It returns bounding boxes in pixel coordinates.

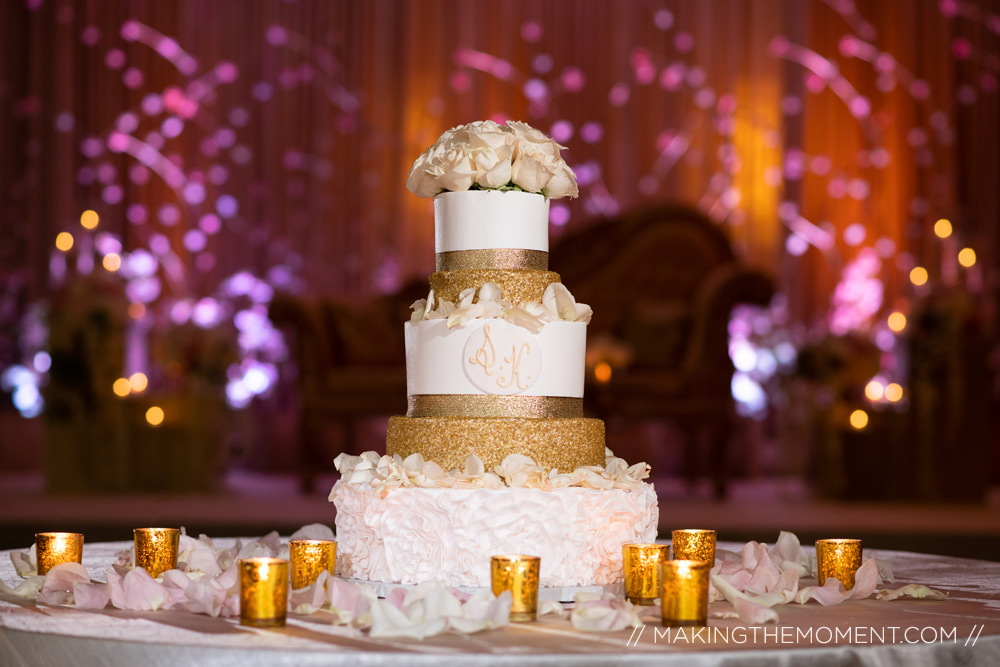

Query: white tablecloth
[2,540,999,666]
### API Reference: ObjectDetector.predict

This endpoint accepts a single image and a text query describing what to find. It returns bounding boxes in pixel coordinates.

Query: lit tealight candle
[815,539,863,590]
[239,558,290,627]
[35,532,84,575]
[671,529,716,565]
[622,543,671,605]
[490,555,540,622]
[134,528,180,578]
[289,539,337,589]
[660,559,710,627]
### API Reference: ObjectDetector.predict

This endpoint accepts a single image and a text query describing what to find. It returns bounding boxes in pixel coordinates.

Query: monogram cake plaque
[463,321,542,395]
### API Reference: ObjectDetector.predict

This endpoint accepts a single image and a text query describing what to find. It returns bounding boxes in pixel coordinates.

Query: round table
[2,540,999,666]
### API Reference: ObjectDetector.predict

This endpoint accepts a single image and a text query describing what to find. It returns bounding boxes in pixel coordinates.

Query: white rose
[507,121,564,157]
[510,144,554,194]
[542,162,579,198]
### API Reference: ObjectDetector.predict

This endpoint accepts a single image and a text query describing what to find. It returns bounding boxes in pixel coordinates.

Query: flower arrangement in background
[406,120,578,199]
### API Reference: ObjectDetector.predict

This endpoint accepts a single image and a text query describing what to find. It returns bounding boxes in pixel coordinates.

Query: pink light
[674,32,694,53]
[654,9,673,30]
[550,120,573,143]
[561,67,585,92]
[609,84,630,106]
[521,21,543,43]
[580,122,603,143]
[123,68,144,89]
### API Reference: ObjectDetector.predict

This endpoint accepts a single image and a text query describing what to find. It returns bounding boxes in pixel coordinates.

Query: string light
[958,248,976,268]
[80,210,99,229]
[55,232,74,252]
[909,266,928,286]
[933,218,952,238]
[885,383,903,402]
[849,409,869,430]
[129,372,148,392]
[103,253,121,271]
[146,406,164,426]
[887,311,906,332]
[113,378,131,397]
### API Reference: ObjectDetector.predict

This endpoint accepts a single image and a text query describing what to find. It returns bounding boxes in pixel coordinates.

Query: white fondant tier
[405,319,586,398]
[434,190,550,253]
[331,482,659,588]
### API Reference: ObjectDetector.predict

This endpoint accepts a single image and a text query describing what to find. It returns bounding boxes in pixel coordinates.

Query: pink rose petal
[73,581,111,609]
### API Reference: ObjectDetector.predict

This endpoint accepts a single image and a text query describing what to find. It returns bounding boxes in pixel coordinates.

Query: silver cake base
[343,577,624,603]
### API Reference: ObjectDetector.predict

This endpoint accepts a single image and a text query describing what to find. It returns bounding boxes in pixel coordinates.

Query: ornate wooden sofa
[270,205,772,494]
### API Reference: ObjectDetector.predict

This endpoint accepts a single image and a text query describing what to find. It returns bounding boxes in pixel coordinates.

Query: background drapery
[2,0,996,314]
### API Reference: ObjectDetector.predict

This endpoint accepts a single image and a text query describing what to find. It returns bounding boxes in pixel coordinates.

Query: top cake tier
[434,190,550,272]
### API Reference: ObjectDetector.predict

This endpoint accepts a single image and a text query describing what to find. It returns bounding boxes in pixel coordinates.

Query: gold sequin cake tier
[429,269,560,308]
[386,416,605,472]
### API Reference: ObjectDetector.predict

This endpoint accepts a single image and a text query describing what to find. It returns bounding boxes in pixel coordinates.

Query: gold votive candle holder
[671,529,717,565]
[816,538,863,590]
[491,555,540,622]
[134,528,180,578]
[622,543,671,605]
[289,539,337,589]
[35,532,84,576]
[660,559,711,627]
[239,558,290,628]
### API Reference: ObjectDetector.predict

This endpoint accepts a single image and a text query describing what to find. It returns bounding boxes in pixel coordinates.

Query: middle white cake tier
[405,318,586,398]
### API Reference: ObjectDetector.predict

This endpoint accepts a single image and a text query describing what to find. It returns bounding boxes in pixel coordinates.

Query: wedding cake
[331,121,658,589]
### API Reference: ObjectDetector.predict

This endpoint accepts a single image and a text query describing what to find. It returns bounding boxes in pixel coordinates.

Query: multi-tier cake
[331,121,658,589]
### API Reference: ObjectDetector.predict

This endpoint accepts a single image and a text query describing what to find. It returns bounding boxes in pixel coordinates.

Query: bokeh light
[594,361,612,383]
[885,383,904,402]
[933,218,952,238]
[80,209,99,229]
[887,311,906,332]
[849,409,869,430]
[129,372,149,392]
[113,378,131,397]
[55,232,74,252]
[146,406,164,426]
[909,266,928,286]
[865,380,885,401]
[958,248,976,268]
[102,253,121,271]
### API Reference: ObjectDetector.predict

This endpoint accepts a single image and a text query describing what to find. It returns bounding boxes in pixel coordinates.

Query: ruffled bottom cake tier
[385,415,605,472]
[331,482,659,587]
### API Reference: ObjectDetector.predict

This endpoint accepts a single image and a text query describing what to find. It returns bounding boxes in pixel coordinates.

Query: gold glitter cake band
[386,416,605,472]
[429,269,560,307]
[435,249,549,272]
[407,394,583,419]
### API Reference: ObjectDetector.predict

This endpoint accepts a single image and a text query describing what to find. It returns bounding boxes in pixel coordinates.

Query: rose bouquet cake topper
[406,120,579,199]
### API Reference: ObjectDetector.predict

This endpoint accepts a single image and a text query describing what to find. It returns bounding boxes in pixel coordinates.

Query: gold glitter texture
[239,558,289,628]
[660,560,710,627]
[35,532,84,575]
[386,416,605,472]
[134,528,180,578]
[407,394,583,419]
[491,555,540,622]
[671,529,717,565]
[622,543,671,605]
[289,539,337,589]
[815,539,863,589]
[429,269,560,307]
[436,249,549,271]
